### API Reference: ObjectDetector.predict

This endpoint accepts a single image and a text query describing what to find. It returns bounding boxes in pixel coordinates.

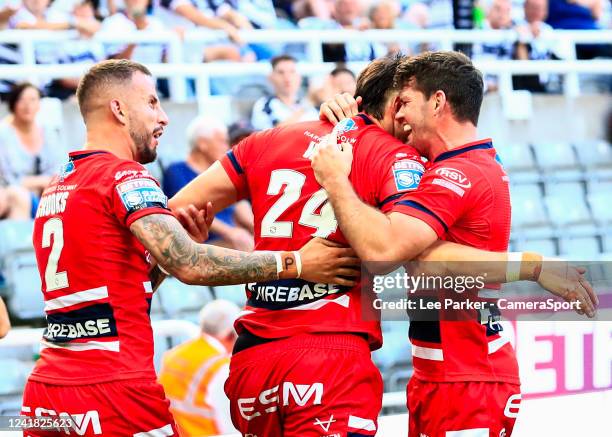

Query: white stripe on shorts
[133,423,174,437]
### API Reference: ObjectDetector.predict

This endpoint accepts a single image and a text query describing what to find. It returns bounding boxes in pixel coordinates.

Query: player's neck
[427,121,478,161]
[84,128,135,161]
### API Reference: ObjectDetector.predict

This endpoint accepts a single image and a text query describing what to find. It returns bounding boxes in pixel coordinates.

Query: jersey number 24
[261,169,338,239]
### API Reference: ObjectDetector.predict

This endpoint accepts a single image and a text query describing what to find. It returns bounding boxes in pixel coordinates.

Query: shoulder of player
[111,159,160,186]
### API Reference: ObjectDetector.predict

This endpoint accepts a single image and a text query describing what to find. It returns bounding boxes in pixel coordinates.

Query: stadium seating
[155,277,214,321]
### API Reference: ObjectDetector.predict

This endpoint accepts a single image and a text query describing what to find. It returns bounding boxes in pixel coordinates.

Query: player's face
[127,72,168,164]
[394,82,432,154]
[14,86,40,124]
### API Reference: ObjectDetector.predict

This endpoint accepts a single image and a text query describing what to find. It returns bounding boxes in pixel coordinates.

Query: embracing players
[311,51,597,437]
[170,53,595,437]
[22,59,357,437]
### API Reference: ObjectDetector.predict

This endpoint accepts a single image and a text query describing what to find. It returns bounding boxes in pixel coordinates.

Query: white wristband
[158,264,170,276]
[506,252,522,283]
[293,251,302,278]
[274,252,283,278]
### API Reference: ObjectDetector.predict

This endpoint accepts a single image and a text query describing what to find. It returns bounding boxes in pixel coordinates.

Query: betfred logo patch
[116,178,167,213]
[435,167,471,188]
[393,159,424,191]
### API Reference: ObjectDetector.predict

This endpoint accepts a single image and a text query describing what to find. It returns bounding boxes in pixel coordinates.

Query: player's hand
[299,237,360,286]
[175,202,214,243]
[537,261,598,318]
[310,131,353,188]
[319,93,362,125]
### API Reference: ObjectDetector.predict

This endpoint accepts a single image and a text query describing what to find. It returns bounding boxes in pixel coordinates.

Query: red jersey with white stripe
[392,139,519,384]
[30,150,173,385]
[220,114,425,350]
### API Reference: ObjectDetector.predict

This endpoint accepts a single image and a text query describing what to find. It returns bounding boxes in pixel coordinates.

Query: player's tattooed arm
[131,213,278,286]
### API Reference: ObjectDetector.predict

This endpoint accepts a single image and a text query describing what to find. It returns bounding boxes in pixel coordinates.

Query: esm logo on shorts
[238,382,323,421]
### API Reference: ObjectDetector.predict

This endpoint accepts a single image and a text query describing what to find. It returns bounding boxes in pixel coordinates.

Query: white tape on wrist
[506,252,522,283]
[158,264,170,276]
[274,252,283,278]
[293,251,302,278]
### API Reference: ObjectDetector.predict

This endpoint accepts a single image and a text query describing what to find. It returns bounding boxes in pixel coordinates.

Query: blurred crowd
[0,0,610,240]
[0,0,609,99]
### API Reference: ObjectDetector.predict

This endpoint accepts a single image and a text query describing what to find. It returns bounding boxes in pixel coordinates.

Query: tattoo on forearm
[132,214,278,285]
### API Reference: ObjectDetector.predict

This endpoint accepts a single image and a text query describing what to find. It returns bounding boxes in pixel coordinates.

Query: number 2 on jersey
[261,170,338,238]
[42,218,69,291]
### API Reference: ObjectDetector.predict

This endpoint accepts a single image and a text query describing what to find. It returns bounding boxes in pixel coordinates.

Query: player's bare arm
[311,135,597,317]
[417,241,598,317]
[131,213,359,287]
[169,162,236,214]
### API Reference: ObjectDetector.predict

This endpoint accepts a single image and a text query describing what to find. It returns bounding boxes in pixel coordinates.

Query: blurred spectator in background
[101,0,167,63]
[0,3,23,97]
[513,0,559,92]
[250,54,317,129]
[0,185,31,219]
[158,300,240,437]
[0,83,64,211]
[309,65,356,108]
[163,115,255,251]
[204,0,284,60]
[368,0,405,56]
[151,0,245,62]
[546,0,611,59]
[322,0,375,62]
[0,296,10,338]
[292,0,334,20]
[6,0,101,98]
[46,0,105,99]
[472,0,515,91]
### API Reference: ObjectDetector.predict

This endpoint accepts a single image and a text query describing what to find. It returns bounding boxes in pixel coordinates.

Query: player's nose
[158,106,169,126]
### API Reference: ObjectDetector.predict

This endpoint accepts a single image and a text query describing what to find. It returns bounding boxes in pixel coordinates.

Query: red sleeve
[376,147,426,214]
[219,132,262,200]
[111,162,174,227]
[391,163,476,237]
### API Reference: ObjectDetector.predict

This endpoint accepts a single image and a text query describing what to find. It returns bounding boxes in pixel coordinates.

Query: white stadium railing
[0,29,610,108]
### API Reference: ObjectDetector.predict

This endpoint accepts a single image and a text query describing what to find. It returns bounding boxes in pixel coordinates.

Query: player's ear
[433,90,446,116]
[109,99,128,125]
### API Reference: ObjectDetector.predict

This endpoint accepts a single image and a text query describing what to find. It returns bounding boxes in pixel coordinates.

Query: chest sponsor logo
[247,279,345,310]
[59,160,75,182]
[435,167,471,188]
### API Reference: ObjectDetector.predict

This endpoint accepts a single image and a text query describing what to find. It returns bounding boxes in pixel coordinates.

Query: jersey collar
[433,139,493,163]
[69,150,111,161]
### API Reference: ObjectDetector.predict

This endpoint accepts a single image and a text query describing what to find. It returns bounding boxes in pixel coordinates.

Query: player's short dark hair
[270,54,297,69]
[355,53,406,121]
[394,51,484,126]
[7,82,41,114]
[330,66,355,79]
[76,59,152,119]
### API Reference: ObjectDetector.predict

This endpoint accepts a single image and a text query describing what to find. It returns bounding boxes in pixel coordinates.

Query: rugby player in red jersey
[170,54,595,437]
[311,51,597,437]
[21,59,356,437]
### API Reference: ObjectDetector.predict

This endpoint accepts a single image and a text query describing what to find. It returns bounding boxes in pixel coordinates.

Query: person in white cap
[158,299,241,436]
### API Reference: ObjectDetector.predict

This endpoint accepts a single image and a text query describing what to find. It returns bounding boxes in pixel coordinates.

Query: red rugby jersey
[220,114,425,350]
[30,150,173,385]
[392,139,518,384]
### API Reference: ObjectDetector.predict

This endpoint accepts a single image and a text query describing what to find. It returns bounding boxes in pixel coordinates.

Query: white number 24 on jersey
[261,170,338,238]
